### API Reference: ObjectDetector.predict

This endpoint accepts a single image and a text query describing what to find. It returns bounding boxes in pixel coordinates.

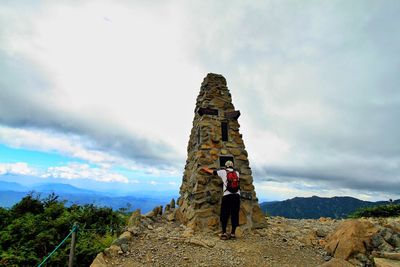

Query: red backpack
[225,169,240,193]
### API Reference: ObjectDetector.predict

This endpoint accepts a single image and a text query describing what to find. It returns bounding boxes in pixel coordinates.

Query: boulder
[145,206,162,219]
[120,243,129,253]
[316,228,329,238]
[325,219,379,260]
[388,234,400,248]
[103,245,122,258]
[119,231,133,240]
[90,252,108,267]
[374,258,400,267]
[372,251,400,261]
[164,204,171,213]
[127,226,141,236]
[128,209,141,227]
[170,198,176,209]
[112,231,132,246]
[381,228,395,242]
[235,226,244,238]
[166,211,176,221]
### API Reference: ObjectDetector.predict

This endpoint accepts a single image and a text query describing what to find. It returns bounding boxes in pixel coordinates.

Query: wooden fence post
[68,222,78,267]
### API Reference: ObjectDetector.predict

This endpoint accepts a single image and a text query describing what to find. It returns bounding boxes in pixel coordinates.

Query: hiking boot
[220,233,228,240]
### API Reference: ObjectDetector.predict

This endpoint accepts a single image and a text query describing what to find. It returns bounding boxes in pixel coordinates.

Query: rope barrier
[37,225,78,267]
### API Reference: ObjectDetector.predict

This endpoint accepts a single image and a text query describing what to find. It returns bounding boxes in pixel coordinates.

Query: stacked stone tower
[176,73,267,231]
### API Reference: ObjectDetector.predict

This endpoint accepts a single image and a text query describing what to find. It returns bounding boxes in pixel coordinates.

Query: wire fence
[37,225,78,267]
[36,223,126,266]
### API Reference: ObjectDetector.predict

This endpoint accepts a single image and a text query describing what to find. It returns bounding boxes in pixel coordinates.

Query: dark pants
[220,193,240,234]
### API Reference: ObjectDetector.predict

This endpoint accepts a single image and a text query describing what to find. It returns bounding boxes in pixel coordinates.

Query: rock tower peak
[177,73,267,231]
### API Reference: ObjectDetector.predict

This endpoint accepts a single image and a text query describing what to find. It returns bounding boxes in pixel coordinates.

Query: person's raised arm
[201,167,214,175]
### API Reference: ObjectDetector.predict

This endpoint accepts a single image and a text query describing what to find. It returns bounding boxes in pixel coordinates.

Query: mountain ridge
[0,181,178,213]
[260,195,400,219]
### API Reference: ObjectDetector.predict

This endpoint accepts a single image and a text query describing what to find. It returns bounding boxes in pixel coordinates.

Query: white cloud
[168,181,178,186]
[0,125,182,177]
[138,165,181,177]
[0,126,117,165]
[0,162,36,176]
[44,162,129,183]
[0,1,203,160]
[181,0,400,198]
[0,160,131,184]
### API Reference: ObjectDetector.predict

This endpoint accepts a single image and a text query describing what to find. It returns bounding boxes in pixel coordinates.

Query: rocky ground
[91,215,341,267]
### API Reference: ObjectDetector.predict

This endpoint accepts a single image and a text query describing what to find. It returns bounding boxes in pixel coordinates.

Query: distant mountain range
[3,181,397,219]
[260,196,400,219]
[0,181,178,213]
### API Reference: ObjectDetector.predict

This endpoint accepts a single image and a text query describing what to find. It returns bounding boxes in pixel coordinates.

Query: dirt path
[94,217,339,267]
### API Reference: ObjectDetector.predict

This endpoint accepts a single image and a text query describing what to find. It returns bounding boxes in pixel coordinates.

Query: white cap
[225,160,234,168]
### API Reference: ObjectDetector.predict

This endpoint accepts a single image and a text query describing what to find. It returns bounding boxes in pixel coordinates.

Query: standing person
[202,160,240,240]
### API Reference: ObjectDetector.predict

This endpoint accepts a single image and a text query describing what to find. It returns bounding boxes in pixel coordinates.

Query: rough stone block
[239,207,248,225]
[230,148,241,156]
[242,201,252,213]
[196,175,209,185]
[240,167,252,175]
[207,216,220,228]
[236,155,249,161]
[252,205,268,229]
[200,144,212,150]
[242,184,255,191]
[226,142,238,148]
[198,157,214,165]
[210,149,219,155]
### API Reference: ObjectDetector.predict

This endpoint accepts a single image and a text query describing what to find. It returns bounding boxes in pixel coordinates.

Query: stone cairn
[176,73,267,231]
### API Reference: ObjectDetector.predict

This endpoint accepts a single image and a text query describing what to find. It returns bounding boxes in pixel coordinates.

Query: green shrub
[349,204,400,218]
[0,194,128,267]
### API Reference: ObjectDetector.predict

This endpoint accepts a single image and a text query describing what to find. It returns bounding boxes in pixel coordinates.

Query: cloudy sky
[0,0,399,201]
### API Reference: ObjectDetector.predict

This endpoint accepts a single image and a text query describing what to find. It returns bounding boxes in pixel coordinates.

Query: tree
[11,193,43,216]
[0,193,128,266]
